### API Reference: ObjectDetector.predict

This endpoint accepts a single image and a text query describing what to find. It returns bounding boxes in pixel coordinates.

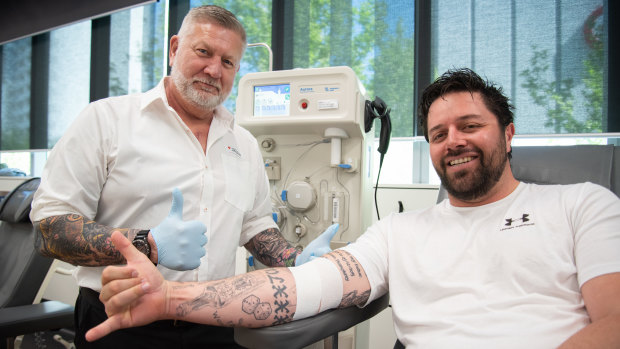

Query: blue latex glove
[151,188,207,270]
[295,223,339,266]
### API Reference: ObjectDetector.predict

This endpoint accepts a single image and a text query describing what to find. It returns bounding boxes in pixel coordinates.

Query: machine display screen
[253,83,290,117]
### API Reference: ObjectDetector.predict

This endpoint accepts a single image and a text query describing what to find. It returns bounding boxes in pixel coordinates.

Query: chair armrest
[234,292,389,349]
[0,301,74,338]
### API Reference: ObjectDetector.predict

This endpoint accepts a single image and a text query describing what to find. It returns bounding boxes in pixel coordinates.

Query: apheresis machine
[236,66,375,256]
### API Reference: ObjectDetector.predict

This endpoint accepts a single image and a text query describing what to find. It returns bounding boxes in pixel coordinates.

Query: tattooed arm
[323,249,372,307]
[244,228,301,267]
[85,232,372,342]
[33,214,155,266]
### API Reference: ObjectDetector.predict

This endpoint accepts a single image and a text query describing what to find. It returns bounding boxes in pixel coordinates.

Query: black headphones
[364,96,392,155]
[365,96,392,221]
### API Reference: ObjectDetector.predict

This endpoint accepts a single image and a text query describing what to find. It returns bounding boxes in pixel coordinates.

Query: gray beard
[170,68,225,110]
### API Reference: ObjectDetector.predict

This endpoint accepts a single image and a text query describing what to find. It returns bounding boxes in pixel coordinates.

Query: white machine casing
[236,66,374,252]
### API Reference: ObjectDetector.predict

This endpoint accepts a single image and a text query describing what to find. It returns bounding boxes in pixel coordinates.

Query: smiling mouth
[195,81,220,93]
[449,156,474,166]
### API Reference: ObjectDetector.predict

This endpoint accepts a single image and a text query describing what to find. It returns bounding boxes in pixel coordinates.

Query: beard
[436,136,509,202]
[170,64,226,110]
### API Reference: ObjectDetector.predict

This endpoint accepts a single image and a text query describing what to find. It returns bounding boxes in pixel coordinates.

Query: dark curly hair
[418,68,514,142]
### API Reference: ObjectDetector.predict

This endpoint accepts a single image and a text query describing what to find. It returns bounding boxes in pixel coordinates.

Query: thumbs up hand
[151,188,207,270]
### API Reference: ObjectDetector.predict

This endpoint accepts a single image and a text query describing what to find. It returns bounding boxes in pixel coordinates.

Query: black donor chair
[0,178,74,349]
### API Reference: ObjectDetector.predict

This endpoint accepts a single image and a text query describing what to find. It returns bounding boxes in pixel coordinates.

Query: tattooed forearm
[245,228,302,267]
[171,268,296,328]
[241,295,272,320]
[33,214,138,266]
[176,273,267,317]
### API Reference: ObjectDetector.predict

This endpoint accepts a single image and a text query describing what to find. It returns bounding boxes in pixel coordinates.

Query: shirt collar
[140,77,167,111]
[140,77,236,131]
[212,102,235,131]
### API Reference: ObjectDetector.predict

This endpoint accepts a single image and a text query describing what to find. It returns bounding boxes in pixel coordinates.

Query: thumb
[111,231,145,264]
[320,223,339,243]
[168,188,184,219]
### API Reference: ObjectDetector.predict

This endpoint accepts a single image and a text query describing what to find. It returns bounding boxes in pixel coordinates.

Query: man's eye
[223,59,235,67]
[431,133,445,142]
[465,124,480,130]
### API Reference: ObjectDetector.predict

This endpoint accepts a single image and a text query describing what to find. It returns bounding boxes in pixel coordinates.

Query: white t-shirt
[31,78,277,291]
[343,182,620,348]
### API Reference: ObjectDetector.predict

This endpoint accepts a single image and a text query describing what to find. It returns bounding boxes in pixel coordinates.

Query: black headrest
[0,177,41,223]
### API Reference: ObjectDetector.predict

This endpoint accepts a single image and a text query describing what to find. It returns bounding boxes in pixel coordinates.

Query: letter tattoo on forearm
[265,269,293,325]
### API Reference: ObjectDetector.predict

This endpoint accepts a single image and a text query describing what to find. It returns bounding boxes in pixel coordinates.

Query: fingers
[86,281,152,342]
[100,266,140,302]
[105,282,149,316]
[101,266,137,286]
[169,187,184,219]
[100,278,142,303]
[185,220,208,245]
[87,283,151,341]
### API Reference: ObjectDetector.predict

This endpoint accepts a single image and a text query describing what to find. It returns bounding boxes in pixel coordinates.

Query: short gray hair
[177,5,247,46]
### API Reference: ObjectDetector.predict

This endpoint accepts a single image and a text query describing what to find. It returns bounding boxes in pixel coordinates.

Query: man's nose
[203,57,222,79]
[446,129,466,149]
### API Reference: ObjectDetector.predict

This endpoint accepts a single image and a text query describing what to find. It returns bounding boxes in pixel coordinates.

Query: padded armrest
[0,301,74,338]
[234,292,389,349]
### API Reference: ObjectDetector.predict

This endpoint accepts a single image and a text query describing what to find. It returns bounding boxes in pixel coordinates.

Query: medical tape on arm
[289,257,343,320]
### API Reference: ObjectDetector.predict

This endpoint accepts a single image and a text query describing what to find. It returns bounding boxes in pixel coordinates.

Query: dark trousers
[75,287,245,349]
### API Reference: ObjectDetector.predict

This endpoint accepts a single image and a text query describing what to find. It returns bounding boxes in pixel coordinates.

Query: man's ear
[169,35,179,67]
[505,123,515,153]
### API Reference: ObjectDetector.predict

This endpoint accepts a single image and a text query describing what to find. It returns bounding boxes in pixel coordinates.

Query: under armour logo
[505,214,529,226]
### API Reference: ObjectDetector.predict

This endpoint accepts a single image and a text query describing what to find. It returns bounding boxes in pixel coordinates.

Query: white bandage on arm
[289,257,343,320]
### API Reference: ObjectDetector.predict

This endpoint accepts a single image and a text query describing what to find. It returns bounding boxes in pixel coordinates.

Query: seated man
[85,68,620,348]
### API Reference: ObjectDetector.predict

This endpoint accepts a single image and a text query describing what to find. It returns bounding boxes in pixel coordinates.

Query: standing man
[86,68,620,348]
[31,5,333,348]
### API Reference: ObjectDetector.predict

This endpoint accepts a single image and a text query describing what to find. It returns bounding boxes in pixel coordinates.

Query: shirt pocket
[221,154,255,212]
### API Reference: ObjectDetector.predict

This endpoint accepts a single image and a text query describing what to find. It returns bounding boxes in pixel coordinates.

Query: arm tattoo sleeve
[33,214,139,266]
[245,228,302,267]
[174,269,295,327]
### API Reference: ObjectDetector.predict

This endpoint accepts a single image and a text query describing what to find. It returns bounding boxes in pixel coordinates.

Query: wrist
[164,280,177,320]
[167,280,192,320]
[147,231,158,265]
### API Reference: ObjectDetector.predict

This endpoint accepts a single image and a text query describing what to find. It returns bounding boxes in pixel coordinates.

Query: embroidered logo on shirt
[225,146,242,158]
[500,213,534,231]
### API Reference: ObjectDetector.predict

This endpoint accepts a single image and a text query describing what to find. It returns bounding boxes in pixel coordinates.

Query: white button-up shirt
[31,78,276,291]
